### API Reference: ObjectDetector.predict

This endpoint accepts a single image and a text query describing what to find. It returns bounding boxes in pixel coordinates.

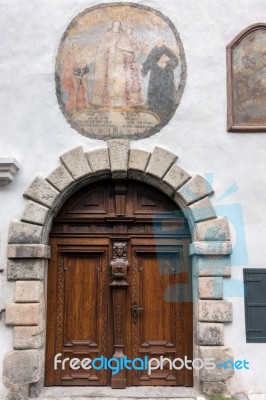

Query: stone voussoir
[163,163,191,190]
[198,299,232,322]
[198,277,223,299]
[8,221,43,245]
[5,303,40,326]
[60,146,91,180]
[197,322,224,346]
[15,281,42,303]
[107,139,130,179]
[146,146,177,179]
[177,175,214,205]
[21,201,50,226]
[7,244,51,259]
[24,176,60,208]
[195,217,231,241]
[14,326,45,350]
[128,149,151,172]
[187,196,216,223]
[86,148,111,173]
[7,259,47,281]
[46,163,75,192]
[190,241,232,256]
[199,346,234,382]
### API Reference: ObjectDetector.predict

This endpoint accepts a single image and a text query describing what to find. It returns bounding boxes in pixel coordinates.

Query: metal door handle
[131,301,144,324]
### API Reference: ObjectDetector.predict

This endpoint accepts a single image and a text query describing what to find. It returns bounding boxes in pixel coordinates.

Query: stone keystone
[107,139,130,179]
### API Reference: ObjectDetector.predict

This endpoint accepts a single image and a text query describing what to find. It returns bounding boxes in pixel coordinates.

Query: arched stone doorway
[45,179,193,387]
[3,140,234,399]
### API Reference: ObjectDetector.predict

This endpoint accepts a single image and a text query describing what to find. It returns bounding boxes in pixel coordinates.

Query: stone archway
[3,140,234,400]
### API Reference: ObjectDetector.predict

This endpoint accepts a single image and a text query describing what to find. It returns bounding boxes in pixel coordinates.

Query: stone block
[199,346,234,381]
[198,277,223,299]
[24,176,60,208]
[46,164,74,192]
[197,323,224,345]
[146,147,177,179]
[5,384,29,400]
[60,146,91,180]
[86,148,111,173]
[107,139,130,179]
[5,303,40,326]
[128,149,150,172]
[202,381,230,396]
[190,241,232,256]
[198,300,232,322]
[195,217,231,241]
[187,197,216,223]
[14,326,44,349]
[7,259,47,281]
[192,255,231,277]
[8,221,42,244]
[7,245,50,259]
[163,163,191,190]
[21,201,49,226]
[3,350,40,385]
[15,281,42,303]
[177,175,213,205]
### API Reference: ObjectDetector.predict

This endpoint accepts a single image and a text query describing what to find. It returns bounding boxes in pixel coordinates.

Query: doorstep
[38,386,201,400]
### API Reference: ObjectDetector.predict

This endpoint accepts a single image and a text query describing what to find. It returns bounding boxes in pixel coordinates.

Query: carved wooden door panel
[128,240,193,386]
[45,240,111,386]
[45,180,193,387]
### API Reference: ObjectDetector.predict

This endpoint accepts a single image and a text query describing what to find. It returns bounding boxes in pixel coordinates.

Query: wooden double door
[45,180,193,387]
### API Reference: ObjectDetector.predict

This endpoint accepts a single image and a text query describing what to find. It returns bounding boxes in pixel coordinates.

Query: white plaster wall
[1,0,266,396]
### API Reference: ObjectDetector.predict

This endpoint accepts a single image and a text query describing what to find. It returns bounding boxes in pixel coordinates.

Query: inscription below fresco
[56,3,186,140]
[73,111,159,138]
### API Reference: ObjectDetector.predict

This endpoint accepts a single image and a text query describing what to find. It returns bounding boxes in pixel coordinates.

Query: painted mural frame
[227,23,266,132]
[55,2,187,140]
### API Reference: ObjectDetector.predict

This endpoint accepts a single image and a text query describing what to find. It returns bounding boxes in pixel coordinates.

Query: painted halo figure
[91,21,144,107]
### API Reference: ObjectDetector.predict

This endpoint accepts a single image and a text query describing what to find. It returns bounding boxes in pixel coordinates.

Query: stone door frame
[3,140,234,399]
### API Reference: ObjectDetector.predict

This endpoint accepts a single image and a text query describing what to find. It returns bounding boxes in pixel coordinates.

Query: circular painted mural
[56,3,186,140]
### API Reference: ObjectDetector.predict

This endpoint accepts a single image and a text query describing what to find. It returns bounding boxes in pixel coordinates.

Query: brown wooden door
[45,180,193,387]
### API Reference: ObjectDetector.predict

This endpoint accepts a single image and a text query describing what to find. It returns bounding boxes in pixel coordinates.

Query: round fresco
[56,3,187,140]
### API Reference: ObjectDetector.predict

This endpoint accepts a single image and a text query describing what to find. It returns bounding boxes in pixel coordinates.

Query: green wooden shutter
[244,268,266,343]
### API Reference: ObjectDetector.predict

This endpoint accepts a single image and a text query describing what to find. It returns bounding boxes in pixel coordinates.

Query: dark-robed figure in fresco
[142,38,179,119]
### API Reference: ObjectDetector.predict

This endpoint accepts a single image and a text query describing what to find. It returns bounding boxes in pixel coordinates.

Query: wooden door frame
[4,142,234,399]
